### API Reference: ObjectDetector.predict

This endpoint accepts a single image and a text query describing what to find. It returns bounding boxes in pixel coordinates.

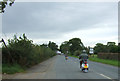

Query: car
[56,51,61,55]
[58,53,61,55]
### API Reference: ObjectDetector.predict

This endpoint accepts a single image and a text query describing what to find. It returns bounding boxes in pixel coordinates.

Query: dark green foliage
[94,43,107,54]
[40,44,48,47]
[60,38,84,55]
[69,38,84,54]
[94,42,119,54]
[48,41,58,51]
[0,0,15,13]
[74,50,81,56]
[60,41,70,54]
[2,34,34,66]
[2,34,56,74]
[2,64,24,74]
[107,42,116,46]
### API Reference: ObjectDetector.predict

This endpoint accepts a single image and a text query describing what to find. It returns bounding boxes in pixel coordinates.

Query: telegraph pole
[0,38,13,63]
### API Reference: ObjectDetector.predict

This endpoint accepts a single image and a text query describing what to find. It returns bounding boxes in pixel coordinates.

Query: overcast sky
[2,2,118,47]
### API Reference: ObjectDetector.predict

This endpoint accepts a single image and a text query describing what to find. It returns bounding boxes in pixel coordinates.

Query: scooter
[65,56,68,60]
[81,59,89,73]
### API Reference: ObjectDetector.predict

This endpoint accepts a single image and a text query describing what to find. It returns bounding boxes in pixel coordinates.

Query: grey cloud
[2,2,117,39]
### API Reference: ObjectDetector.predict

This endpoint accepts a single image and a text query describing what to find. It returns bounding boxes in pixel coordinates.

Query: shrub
[74,50,81,56]
[2,34,56,74]
[2,64,24,74]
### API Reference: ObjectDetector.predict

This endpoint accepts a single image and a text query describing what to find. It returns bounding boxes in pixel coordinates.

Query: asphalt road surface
[2,55,119,80]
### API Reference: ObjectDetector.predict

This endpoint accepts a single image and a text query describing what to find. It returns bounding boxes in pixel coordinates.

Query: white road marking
[96,72,115,81]
[99,74,112,79]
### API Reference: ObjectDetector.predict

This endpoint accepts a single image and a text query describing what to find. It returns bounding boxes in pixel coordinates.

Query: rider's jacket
[79,53,88,60]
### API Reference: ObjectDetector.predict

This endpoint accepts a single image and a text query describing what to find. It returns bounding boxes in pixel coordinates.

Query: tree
[107,42,116,46]
[2,34,56,68]
[74,50,81,56]
[40,44,48,48]
[0,0,15,13]
[94,42,118,53]
[107,42,117,53]
[60,41,69,54]
[2,34,34,65]
[68,38,84,54]
[48,41,58,51]
[60,38,84,55]
[94,43,107,54]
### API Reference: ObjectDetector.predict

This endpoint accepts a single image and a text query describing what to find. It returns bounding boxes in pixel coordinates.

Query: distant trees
[60,41,70,54]
[40,44,48,47]
[107,42,118,53]
[94,42,119,54]
[48,41,58,51]
[60,39,119,56]
[69,38,84,54]
[60,38,84,55]
[94,43,107,54]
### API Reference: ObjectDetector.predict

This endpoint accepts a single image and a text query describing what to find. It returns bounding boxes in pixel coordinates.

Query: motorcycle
[81,59,89,73]
[65,56,68,60]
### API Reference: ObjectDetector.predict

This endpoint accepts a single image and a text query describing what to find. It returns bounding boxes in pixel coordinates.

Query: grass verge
[69,54,120,67]
[89,56,120,67]
[2,64,25,74]
[2,56,55,74]
[68,55,78,58]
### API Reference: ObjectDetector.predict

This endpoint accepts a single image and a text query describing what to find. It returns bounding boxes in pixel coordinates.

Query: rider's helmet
[82,50,86,53]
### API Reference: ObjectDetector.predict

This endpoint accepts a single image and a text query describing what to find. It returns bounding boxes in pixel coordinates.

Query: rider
[65,54,68,60]
[79,50,88,68]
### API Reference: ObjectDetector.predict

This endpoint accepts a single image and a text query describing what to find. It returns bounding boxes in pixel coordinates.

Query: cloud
[2,2,118,46]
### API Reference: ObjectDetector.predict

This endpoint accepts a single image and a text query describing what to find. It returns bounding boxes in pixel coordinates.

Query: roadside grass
[2,64,25,74]
[68,55,78,58]
[69,54,120,67]
[2,56,56,74]
[89,54,97,57]
[89,56,120,67]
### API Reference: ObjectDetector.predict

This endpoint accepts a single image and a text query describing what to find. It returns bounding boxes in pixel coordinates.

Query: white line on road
[96,72,115,81]
[99,74,112,79]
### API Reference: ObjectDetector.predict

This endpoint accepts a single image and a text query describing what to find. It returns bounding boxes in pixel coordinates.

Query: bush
[2,64,24,74]
[2,34,56,74]
[74,50,81,56]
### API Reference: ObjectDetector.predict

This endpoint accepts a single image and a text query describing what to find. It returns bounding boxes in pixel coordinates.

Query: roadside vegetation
[69,54,120,67]
[2,35,120,74]
[89,55,120,67]
[2,34,57,74]
[60,38,120,67]
[2,64,24,74]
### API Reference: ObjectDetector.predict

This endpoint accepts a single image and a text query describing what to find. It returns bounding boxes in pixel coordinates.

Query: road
[2,55,119,80]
